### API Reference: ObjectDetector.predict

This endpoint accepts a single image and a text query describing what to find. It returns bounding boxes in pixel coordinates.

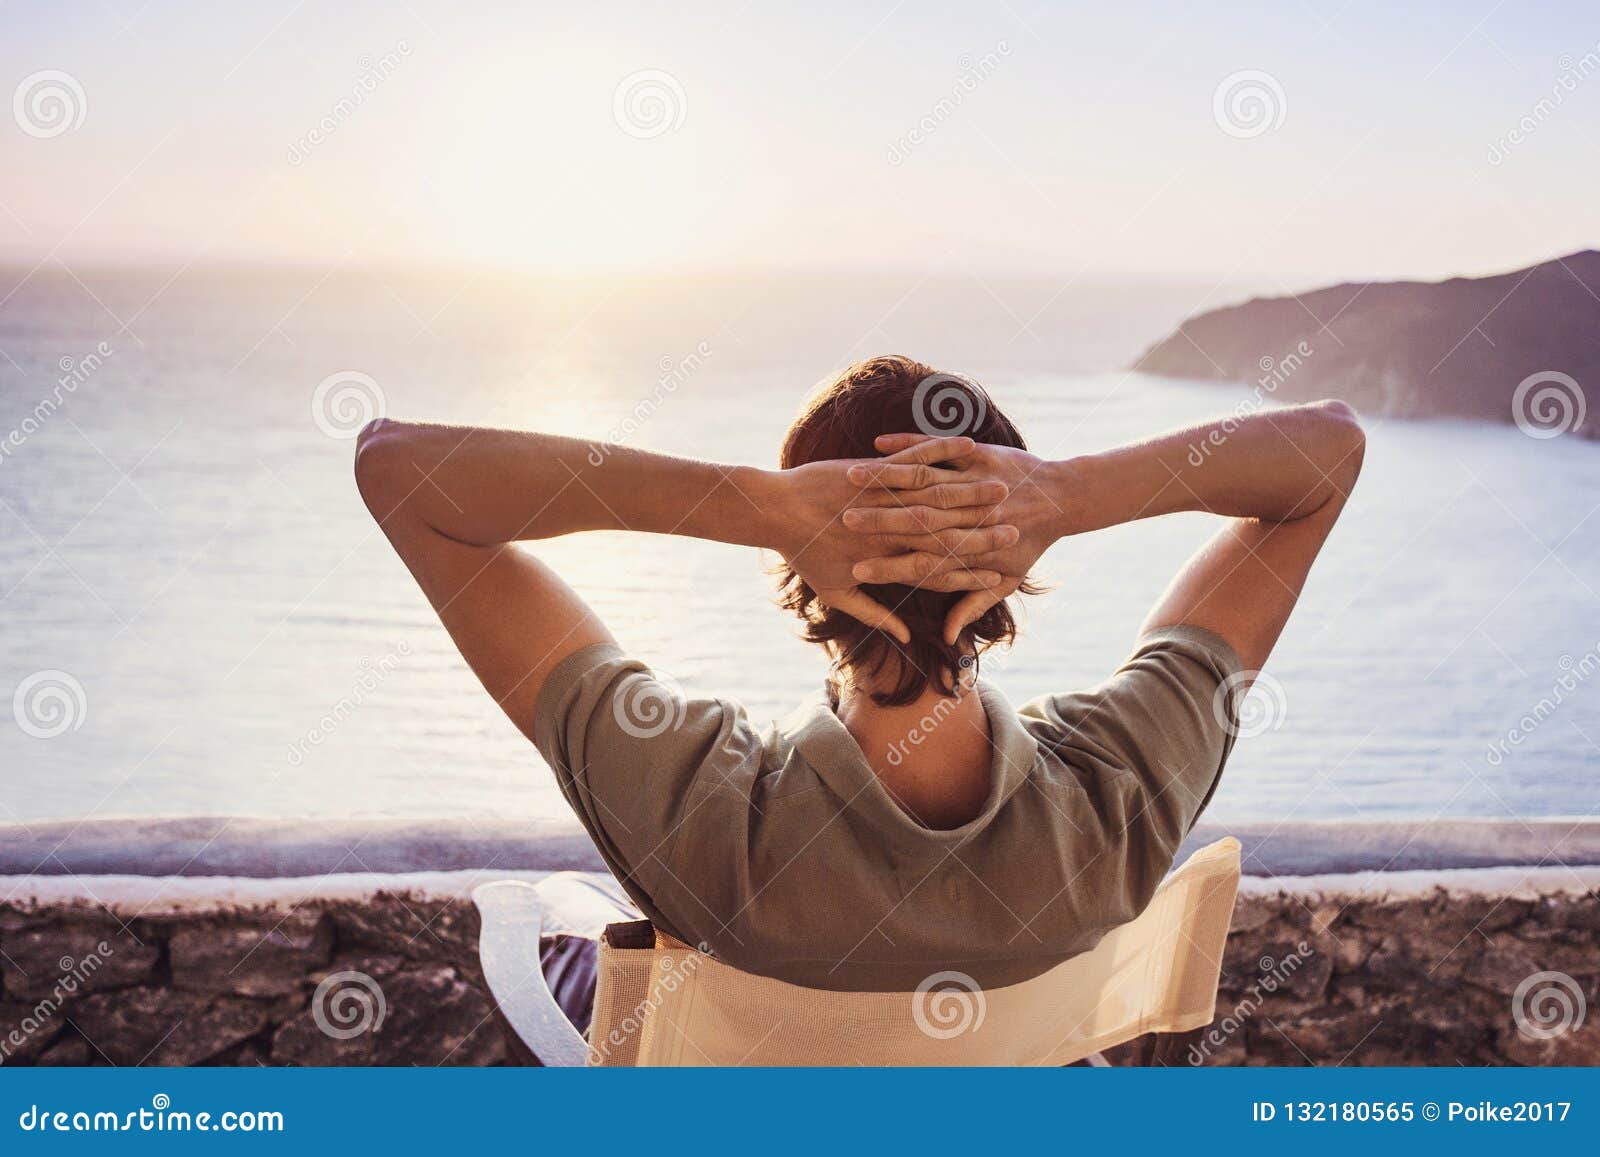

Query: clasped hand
[771,434,1058,645]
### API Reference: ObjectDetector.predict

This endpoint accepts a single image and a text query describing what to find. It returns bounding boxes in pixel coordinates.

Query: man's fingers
[851,553,938,585]
[908,480,1006,509]
[876,435,975,465]
[918,569,1006,593]
[943,591,1001,644]
[893,525,1019,555]
[851,481,1008,512]
[844,502,1003,535]
[846,461,943,489]
[852,551,1006,586]
[851,483,998,515]
[843,504,970,535]
[850,479,1007,509]
[942,580,1019,644]
[873,432,938,454]
[826,589,911,645]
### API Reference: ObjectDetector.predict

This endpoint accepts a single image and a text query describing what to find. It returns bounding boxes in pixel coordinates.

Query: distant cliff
[1133,252,1600,439]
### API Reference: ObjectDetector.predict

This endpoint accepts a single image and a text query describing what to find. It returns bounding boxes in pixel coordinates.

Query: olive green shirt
[534,625,1242,992]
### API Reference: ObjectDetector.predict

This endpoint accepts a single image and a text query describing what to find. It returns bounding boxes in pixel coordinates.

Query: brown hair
[778,355,1030,707]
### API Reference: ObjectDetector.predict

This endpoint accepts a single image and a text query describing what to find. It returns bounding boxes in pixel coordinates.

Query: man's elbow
[353,418,415,517]
[1310,399,1365,494]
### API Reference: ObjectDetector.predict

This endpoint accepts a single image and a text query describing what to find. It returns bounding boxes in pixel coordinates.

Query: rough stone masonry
[1,872,1596,1066]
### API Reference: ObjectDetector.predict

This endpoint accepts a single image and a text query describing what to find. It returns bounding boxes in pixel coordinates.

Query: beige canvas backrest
[587,837,1240,1067]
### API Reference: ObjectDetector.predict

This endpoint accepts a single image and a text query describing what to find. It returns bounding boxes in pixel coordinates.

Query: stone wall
[1,869,1596,1067]
[0,888,503,1067]
[1199,875,1599,1066]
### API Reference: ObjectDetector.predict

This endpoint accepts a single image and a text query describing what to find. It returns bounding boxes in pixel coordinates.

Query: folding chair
[474,837,1240,1066]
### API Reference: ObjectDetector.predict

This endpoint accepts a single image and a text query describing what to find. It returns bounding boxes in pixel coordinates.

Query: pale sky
[2,0,1597,282]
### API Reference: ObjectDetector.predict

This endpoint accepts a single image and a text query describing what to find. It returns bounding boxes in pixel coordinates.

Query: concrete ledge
[1186,819,1600,875]
[3,863,1599,913]
[5,816,1599,878]
[0,870,556,915]
[0,816,606,878]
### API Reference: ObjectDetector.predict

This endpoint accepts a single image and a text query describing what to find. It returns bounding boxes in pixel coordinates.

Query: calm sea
[2,266,1596,824]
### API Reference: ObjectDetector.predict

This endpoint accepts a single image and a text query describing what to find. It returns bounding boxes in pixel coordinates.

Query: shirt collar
[780,679,1038,848]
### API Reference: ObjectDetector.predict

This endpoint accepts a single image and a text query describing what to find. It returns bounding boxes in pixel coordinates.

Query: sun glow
[423,59,713,272]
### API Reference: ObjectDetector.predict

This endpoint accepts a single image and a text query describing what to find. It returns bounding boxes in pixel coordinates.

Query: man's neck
[835,674,994,830]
